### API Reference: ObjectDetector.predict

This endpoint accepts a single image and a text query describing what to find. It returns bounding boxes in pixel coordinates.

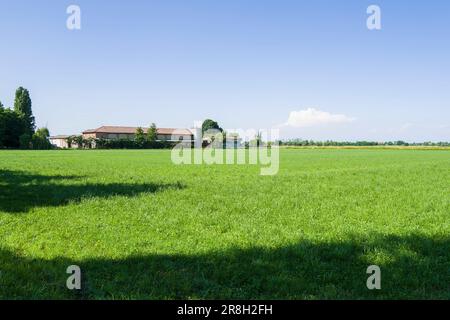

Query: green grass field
[0,149,449,299]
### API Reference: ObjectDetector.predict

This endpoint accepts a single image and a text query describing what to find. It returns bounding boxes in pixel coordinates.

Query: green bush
[95,138,178,149]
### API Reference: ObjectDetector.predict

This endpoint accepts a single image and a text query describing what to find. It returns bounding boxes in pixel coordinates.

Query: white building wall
[49,138,69,148]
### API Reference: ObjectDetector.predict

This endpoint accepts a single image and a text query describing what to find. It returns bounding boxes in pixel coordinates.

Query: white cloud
[284,108,355,128]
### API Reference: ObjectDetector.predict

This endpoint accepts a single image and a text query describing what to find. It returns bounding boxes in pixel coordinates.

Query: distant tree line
[277,139,450,147]
[0,87,52,149]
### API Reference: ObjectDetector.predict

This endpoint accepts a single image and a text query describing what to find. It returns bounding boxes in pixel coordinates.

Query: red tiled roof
[82,126,193,136]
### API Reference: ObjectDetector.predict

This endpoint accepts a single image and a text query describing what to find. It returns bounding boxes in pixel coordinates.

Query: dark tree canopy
[1,88,52,149]
[202,119,223,134]
[14,87,35,136]
[0,107,24,148]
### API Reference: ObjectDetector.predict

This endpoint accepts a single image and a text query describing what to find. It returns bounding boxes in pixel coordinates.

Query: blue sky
[0,0,449,141]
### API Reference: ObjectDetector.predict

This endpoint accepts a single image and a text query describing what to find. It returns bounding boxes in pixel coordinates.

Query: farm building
[49,135,72,148]
[50,126,243,149]
[82,126,194,142]
[49,126,194,149]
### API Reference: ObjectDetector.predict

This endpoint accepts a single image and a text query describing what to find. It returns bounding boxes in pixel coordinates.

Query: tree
[35,127,50,138]
[19,133,32,149]
[32,127,52,149]
[255,131,263,147]
[66,136,75,149]
[135,127,146,147]
[0,107,24,148]
[84,137,95,149]
[73,135,84,149]
[147,123,158,142]
[14,87,35,136]
[0,104,5,148]
[201,119,222,134]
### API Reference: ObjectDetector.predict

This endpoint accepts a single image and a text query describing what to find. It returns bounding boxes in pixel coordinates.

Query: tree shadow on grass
[0,233,448,299]
[0,170,185,213]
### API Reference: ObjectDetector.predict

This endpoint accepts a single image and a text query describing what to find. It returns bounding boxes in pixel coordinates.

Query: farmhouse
[49,126,245,149]
[82,126,194,142]
[49,126,194,149]
[49,135,72,148]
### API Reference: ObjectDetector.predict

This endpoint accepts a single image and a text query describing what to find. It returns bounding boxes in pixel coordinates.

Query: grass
[0,149,449,299]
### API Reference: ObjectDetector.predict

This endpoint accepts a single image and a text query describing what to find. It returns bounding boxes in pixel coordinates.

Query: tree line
[277,139,449,147]
[0,87,52,149]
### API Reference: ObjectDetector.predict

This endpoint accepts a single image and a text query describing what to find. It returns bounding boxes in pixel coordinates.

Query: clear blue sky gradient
[0,0,449,141]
